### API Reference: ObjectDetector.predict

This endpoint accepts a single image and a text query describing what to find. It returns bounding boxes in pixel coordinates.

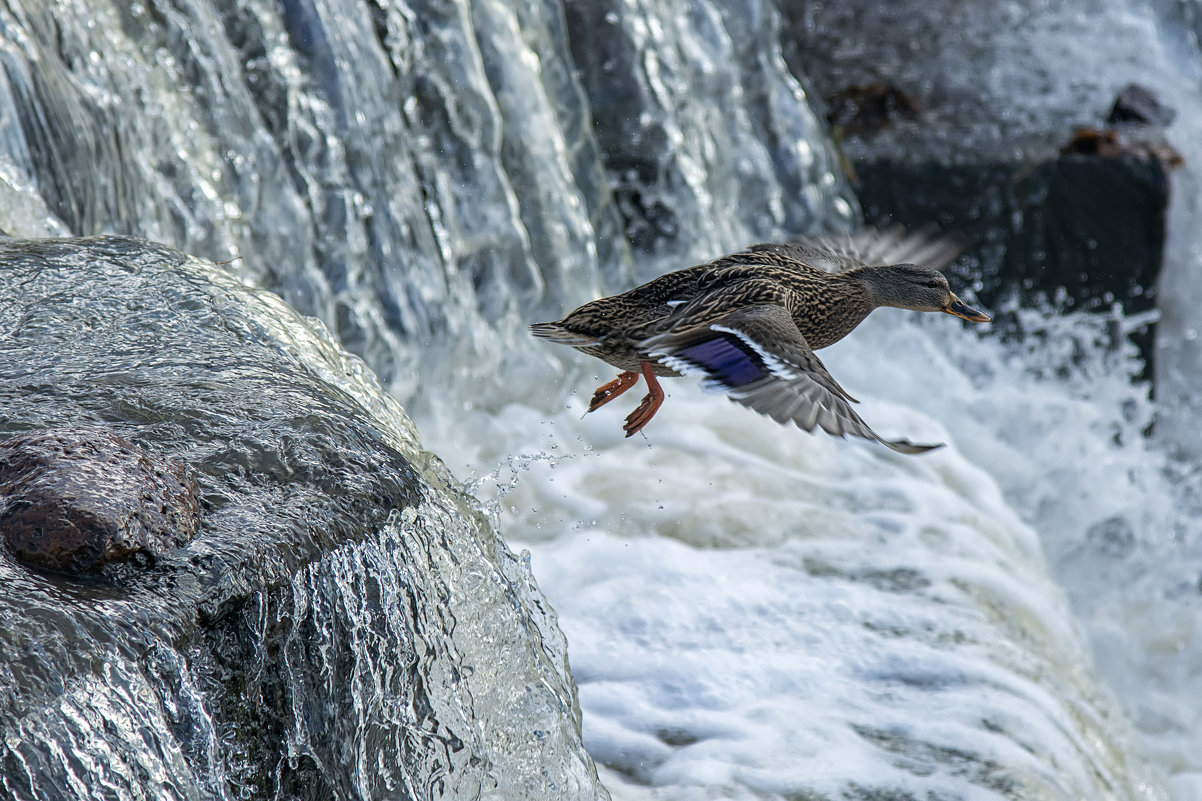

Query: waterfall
[0,0,1198,799]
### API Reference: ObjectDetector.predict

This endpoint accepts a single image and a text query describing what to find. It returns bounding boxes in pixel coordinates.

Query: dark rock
[0,427,200,575]
[855,155,1168,374]
[824,82,924,139]
[1060,126,1184,170]
[1108,83,1175,127]
[855,155,1168,311]
[777,0,1170,374]
[849,152,1168,361]
[1060,127,1128,157]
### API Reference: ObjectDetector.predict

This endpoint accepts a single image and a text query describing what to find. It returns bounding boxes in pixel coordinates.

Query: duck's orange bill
[943,294,991,323]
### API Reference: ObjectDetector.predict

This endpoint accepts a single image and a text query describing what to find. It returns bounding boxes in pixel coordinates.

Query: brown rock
[1059,126,1184,171]
[824,82,924,139]
[0,428,200,575]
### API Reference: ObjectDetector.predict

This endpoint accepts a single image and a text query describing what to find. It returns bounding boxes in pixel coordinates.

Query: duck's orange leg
[589,370,640,412]
[623,362,666,437]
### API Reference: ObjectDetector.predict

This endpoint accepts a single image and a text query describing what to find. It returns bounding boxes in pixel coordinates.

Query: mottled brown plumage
[531,227,990,453]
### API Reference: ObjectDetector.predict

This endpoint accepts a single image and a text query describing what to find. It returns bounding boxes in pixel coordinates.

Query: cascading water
[0,0,1199,799]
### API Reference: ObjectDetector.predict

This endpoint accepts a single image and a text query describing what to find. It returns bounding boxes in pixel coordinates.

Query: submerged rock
[0,427,200,575]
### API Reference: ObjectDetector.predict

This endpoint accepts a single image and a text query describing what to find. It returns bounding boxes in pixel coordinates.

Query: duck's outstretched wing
[749,226,967,273]
[641,304,942,454]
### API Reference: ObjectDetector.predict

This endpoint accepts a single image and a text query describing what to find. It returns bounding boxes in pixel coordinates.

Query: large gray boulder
[0,235,606,800]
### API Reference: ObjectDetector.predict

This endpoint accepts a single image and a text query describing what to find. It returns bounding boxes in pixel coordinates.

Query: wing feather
[642,304,941,454]
[748,226,967,273]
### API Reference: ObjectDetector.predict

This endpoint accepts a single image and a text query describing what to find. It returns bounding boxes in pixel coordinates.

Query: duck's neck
[793,271,875,350]
[852,265,907,310]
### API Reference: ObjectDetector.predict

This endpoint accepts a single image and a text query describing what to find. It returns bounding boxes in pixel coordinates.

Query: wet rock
[1060,126,1184,170]
[0,237,602,799]
[777,0,1170,374]
[1108,83,1175,127]
[0,428,200,575]
[852,155,1167,373]
[824,82,924,139]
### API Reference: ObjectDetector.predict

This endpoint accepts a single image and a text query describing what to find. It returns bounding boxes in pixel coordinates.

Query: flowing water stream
[0,0,1200,799]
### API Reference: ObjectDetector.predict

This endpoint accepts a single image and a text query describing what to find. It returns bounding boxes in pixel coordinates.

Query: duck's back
[554,262,714,337]
[684,248,870,349]
[556,247,845,334]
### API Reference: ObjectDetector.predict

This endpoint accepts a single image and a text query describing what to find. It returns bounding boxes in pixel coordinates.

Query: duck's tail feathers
[529,322,602,347]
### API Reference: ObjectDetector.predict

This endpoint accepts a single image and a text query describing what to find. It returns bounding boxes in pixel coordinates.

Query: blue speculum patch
[677,335,767,387]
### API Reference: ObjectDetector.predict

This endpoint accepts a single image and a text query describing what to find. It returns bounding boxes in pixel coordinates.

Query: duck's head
[861,264,991,323]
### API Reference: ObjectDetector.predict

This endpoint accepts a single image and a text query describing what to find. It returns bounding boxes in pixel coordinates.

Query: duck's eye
[924,280,941,289]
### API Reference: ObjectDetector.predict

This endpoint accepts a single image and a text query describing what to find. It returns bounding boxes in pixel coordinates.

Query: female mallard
[530,227,990,453]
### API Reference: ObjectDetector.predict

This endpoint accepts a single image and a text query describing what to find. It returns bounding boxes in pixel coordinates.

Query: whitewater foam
[424,305,1182,799]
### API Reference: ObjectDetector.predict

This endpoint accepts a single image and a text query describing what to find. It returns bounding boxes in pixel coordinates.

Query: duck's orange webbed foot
[589,370,639,412]
[623,363,665,437]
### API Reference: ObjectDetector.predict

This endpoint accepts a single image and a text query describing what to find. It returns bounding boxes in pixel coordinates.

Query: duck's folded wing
[641,304,941,454]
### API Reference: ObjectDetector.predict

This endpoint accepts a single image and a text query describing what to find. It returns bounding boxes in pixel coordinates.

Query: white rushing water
[425,297,1191,799]
[424,0,1202,791]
